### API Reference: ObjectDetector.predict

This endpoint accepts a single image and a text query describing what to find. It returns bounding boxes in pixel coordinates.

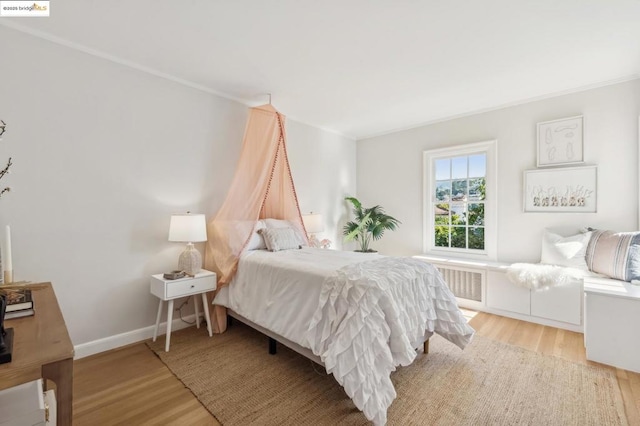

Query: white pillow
[540,229,592,270]
[258,227,301,252]
[245,220,267,250]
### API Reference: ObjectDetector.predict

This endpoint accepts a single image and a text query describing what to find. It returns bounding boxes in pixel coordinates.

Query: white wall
[287,120,356,249]
[0,26,355,351]
[357,79,640,262]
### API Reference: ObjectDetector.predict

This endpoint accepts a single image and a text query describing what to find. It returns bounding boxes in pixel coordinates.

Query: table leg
[202,292,213,337]
[166,299,174,352]
[194,295,201,329]
[153,298,163,342]
[42,357,73,426]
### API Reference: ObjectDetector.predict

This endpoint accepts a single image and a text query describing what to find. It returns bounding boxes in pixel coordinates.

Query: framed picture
[537,115,584,167]
[523,166,597,212]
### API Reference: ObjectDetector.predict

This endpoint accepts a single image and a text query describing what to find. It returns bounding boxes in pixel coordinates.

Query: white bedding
[214,248,475,425]
[214,247,381,345]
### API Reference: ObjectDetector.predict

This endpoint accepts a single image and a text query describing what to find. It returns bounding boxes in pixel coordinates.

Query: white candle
[5,225,12,271]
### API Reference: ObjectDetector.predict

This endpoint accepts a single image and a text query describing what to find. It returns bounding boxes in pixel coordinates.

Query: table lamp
[302,213,324,248]
[168,212,207,276]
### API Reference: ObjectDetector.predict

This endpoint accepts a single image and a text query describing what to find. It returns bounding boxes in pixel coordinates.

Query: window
[423,140,497,259]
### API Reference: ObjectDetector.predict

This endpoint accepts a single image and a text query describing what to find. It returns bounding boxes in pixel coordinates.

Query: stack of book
[2,288,34,319]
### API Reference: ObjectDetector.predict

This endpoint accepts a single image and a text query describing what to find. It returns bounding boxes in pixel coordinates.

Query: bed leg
[269,337,277,355]
[423,339,429,354]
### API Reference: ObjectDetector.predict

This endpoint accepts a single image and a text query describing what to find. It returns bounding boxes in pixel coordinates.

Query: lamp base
[308,234,320,248]
[178,243,202,276]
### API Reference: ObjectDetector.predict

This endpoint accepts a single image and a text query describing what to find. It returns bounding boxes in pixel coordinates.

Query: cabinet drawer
[166,276,215,298]
[486,270,530,315]
[531,281,582,325]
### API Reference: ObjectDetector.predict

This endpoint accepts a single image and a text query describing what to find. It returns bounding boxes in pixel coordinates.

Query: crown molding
[0,20,250,103]
[2,20,635,143]
[0,20,355,140]
[359,74,640,141]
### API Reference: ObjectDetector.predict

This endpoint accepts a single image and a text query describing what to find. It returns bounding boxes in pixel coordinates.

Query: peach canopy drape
[204,104,307,332]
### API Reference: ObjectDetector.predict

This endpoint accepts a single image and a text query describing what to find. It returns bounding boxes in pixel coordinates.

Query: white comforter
[214,248,475,425]
[215,248,378,344]
[307,256,475,425]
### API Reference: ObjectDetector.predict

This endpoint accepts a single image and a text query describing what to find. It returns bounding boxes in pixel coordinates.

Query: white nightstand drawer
[150,270,216,301]
[166,275,215,298]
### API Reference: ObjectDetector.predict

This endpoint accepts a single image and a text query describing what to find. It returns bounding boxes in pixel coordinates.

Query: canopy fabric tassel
[204,104,308,333]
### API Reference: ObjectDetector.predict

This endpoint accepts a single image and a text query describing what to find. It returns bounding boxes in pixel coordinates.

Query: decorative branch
[0,157,12,181]
[0,157,13,198]
[0,121,11,198]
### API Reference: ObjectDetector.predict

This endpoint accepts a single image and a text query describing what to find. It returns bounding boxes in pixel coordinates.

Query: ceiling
[3,0,640,139]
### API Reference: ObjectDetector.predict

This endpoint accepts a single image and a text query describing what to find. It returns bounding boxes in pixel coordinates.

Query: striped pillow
[258,227,301,252]
[585,230,640,281]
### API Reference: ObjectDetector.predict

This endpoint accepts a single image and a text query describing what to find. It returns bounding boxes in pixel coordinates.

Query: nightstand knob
[190,285,195,288]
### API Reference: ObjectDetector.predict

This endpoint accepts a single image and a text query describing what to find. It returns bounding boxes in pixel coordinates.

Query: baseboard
[74,313,203,359]
[474,305,584,333]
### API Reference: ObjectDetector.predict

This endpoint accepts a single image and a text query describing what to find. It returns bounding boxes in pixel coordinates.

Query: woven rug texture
[147,322,627,425]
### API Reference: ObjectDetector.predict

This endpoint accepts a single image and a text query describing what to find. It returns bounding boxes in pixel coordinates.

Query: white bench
[583,276,640,373]
[414,255,583,332]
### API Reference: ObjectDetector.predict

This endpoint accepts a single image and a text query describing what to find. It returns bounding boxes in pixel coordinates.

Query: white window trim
[423,140,498,260]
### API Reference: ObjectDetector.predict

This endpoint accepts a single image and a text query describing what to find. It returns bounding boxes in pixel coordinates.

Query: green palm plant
[343,196,401,252]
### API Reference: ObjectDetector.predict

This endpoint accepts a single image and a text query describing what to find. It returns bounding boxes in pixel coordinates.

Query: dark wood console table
[0,282,74,425]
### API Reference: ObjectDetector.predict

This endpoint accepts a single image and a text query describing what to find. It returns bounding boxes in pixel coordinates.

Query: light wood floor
[73,311,640,425]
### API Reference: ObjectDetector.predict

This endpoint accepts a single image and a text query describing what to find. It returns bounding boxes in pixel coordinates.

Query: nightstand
[150,270,216,352]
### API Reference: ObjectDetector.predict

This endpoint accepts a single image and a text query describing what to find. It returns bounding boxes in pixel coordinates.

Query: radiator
[436,266,483,302]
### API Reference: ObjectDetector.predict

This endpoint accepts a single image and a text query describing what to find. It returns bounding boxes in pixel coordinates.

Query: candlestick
[4,225,11,272]
[3,226,12,283]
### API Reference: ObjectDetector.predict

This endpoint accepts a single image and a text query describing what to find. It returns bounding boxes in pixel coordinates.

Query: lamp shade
[168,213,207,242]
[302,213,324,234]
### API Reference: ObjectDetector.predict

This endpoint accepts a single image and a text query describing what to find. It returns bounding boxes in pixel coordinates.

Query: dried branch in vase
[0,119,11,199]
[0,157,11,199]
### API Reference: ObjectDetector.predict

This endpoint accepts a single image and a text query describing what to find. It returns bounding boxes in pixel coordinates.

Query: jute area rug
[147,322,627,425]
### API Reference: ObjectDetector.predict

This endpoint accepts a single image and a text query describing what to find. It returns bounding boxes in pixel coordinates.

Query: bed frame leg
[423,339,429,354]
[269,337,277,355]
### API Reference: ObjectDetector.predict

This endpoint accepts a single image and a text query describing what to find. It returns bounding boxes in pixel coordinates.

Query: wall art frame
[536,115,584,167]
[523,165,597,213]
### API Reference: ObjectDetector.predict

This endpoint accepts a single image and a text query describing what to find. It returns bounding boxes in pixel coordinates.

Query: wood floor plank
[507,320,543,351]
[536,326,558,356]
[72,312,636,425]
[73,343,219,426]
[628,371,640,421]
[469,312,498,336]
[617,370,640,426]
[483,315,520,343]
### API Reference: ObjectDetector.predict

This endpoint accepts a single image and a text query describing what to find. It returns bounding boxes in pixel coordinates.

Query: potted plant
[343,196,401,252]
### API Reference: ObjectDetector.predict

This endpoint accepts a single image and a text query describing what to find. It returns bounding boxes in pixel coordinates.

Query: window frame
[423,140,497,260]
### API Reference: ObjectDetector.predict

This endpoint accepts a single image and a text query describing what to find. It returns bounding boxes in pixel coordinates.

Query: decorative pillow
[264,218,307,246]
[245,220,267,250]
[258,227,301,252]
[586,230,640,281]
[540,229,592,270]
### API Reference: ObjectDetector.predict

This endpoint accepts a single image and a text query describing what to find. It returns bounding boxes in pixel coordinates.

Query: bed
[213,247,475,425]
